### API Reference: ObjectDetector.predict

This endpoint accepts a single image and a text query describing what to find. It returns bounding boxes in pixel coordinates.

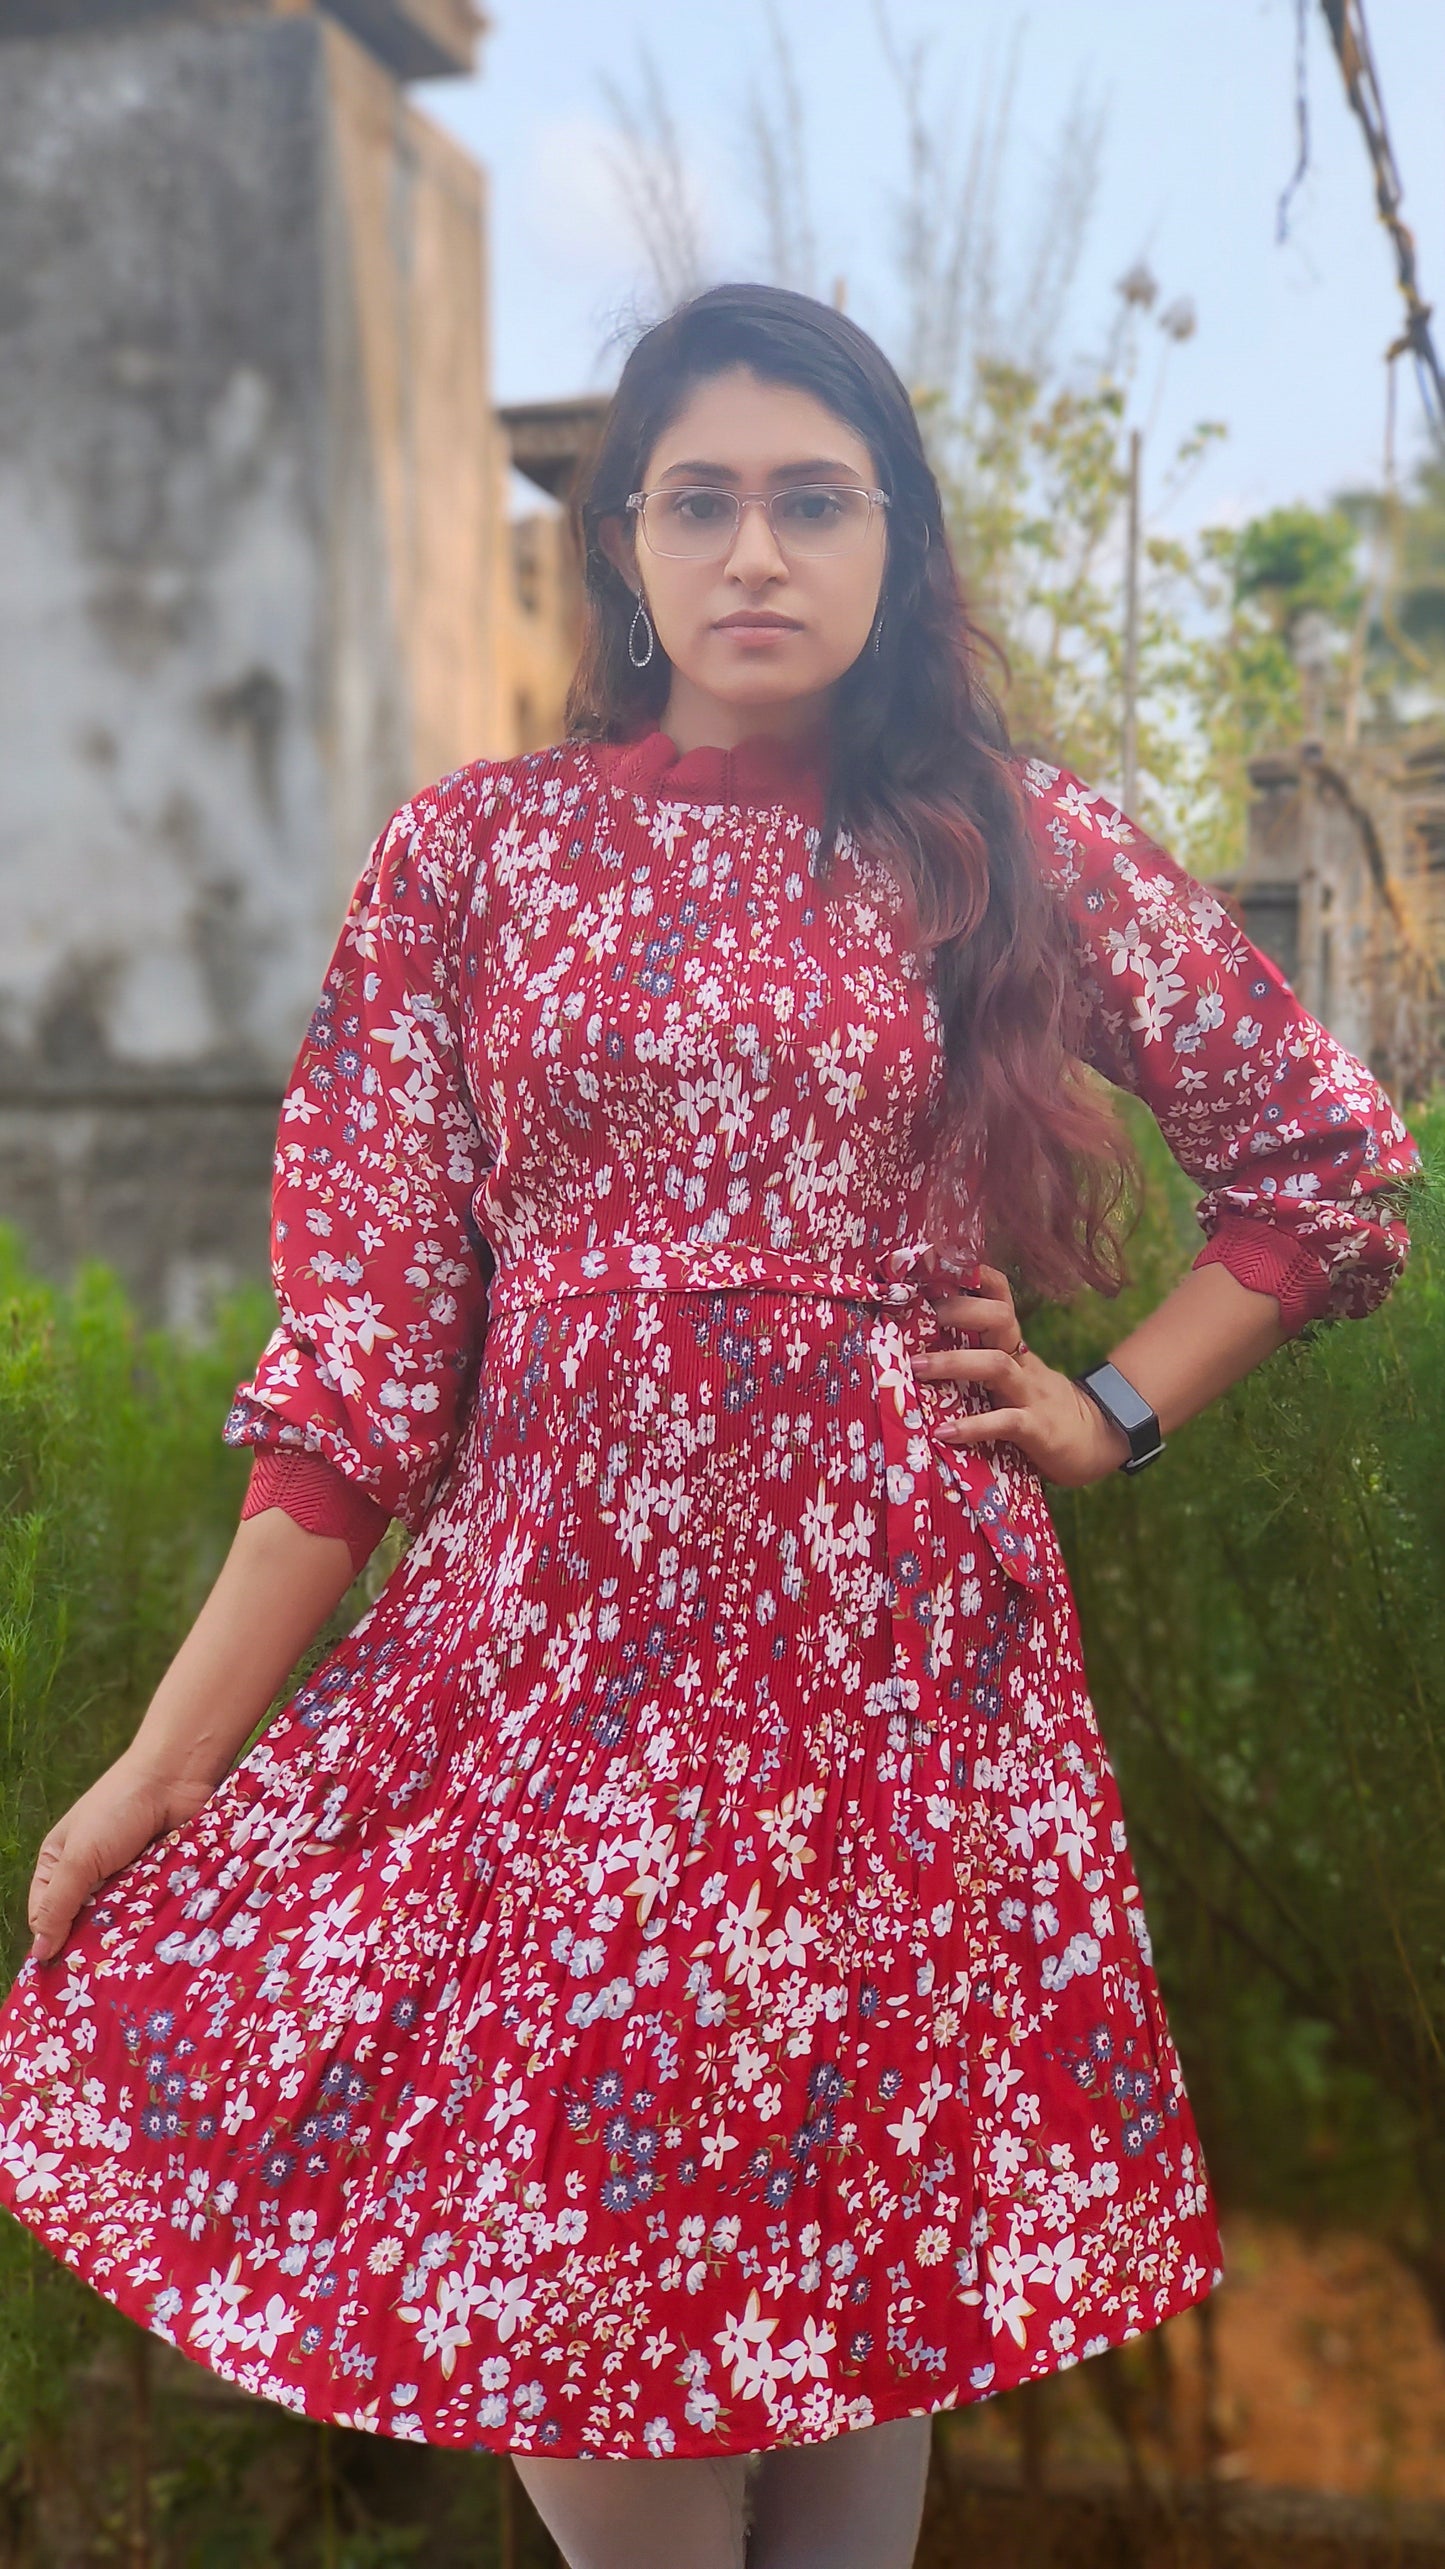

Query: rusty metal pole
[498,2452,518,2569]
[128,2330,153,2569]
[1122,427,1142,815]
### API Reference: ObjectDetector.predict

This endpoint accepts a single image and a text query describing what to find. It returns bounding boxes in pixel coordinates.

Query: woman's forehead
[645,367,877,480]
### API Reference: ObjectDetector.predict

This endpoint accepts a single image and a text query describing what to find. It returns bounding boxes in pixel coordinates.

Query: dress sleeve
[239,1449,391,1576]
[222,775,498,1529]
[1017,757,1420,1333]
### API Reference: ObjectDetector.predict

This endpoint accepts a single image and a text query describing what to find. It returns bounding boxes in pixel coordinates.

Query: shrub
[0,1237,267,2458]
[1030,1096,1445,2315]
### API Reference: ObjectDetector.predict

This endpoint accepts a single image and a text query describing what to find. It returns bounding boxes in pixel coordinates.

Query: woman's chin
[692,655,831,711]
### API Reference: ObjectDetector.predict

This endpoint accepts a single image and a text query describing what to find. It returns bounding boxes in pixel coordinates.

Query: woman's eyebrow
[653,457,865,484]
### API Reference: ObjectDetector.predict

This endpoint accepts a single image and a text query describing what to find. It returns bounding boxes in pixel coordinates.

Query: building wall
[1228,742,1445,1105]
[0,8,508,1318]
[503,505,581,751]
[322,18,505,847]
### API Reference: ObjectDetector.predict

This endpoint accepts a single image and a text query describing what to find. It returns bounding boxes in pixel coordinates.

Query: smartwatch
[1073,1360,1166,1475]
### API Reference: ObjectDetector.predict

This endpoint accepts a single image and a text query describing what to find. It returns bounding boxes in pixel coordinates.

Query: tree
[924,358,1234,863]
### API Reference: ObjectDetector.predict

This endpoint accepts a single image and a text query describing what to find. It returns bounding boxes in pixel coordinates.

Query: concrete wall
[0,0,482,85]
[0,9,505,1318]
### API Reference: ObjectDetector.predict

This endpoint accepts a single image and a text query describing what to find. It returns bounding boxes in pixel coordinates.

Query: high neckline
[588,723,830,816]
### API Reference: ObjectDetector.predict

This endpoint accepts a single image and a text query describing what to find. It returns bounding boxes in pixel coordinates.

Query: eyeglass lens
[641,486,877,560]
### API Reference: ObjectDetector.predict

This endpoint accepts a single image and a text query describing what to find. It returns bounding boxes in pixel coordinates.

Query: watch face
[1086,1363,1157,1439]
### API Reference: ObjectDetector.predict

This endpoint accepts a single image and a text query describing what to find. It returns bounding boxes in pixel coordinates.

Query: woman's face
[600,364,889,740]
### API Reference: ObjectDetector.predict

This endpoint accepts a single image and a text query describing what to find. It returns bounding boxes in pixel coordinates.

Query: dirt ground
[1185,2215,1445,2501]
[918,2213,1445,2565]
[942,2213,1445,2502]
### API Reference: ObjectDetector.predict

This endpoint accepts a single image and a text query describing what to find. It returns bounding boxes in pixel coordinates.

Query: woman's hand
[25,1507,361,1966]
[27,1753,215,1964]
[913,1263,1131,1489]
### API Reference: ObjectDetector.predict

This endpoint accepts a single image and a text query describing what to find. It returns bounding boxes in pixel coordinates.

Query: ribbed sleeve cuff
[240,1449,391,1576]
[1191,1215,1337,1336]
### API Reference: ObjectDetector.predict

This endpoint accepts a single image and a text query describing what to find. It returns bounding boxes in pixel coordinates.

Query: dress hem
[0,2167,1224,2462]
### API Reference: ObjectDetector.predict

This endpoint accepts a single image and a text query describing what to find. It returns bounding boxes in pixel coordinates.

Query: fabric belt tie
[488,1236,1048,1732]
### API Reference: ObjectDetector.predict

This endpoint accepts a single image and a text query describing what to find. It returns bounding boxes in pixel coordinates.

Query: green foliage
[0,1235,267,1963]
[1334,457,1445,734]
[5,2336,516,2564]
[0,1240,277,2484]
[1393,458,1445,665]
[1230,505,1362,633]
[1027,1098,1445,2269]
[0,1234,268,2461]
[925,355,1310,879]
[928,364,1230,845]
[930,353,1445,886]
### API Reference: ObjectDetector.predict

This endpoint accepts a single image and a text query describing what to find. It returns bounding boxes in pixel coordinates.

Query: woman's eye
[777,487,845,522]
[672,490,732,523]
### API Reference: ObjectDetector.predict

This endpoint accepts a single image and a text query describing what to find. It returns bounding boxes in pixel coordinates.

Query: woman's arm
[1099,1256,1289,1437]
[27,1512,357,1964]
[917,758,1419,1481]
[222,773,502,1529]
[114,1510,358,1794]
[1016,757,1417,1328]
[27,772,512,1966]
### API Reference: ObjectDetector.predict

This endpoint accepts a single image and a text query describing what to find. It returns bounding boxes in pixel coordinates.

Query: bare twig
[597,47,710,310]
[871,0,1019,398]
[1318,0,1445,448]
[1276,0,1312,243]
[1015,83,1107,374]
[744,2,817,293]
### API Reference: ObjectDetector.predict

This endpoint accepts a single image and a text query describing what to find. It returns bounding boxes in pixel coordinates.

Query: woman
[0,283,1417,2569]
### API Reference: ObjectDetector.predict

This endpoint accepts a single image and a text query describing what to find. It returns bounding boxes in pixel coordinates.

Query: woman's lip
[713,616,802,632]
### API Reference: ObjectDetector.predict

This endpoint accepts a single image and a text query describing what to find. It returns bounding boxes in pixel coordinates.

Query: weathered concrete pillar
[0,0,503,1320]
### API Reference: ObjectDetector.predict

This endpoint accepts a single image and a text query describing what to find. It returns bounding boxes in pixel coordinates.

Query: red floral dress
[0,729,1416,2461]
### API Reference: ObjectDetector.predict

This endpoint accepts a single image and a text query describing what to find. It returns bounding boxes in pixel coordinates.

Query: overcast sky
[418,0,1445,536]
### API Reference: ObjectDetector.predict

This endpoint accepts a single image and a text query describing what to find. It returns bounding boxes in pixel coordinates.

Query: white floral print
[0,732,1414,2460]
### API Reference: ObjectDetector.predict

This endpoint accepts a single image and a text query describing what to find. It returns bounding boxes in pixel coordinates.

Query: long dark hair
[565,282,1134,1302]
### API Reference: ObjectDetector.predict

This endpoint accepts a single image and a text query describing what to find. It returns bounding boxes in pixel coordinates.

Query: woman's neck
[658,675,832,756]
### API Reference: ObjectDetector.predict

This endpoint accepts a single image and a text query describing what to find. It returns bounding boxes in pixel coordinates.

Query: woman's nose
[724,499,789,583]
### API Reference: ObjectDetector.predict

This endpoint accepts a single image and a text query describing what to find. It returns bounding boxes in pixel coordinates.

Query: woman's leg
[746,2413,934,2569]
[511,2450,751,2569]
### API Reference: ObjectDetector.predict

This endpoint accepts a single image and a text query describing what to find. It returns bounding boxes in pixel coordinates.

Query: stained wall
[0,3,511,1318]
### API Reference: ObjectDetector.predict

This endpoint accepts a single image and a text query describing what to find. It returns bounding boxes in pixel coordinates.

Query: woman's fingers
[931,1297,1019,1345]
[925,1289,1016,1330]
[914,1344,1025,1395]
[26,1767,184,1964]
[924,1263,1023,1349]
[28,1829,95,1962]
[935,1405,1026,1447]
[974,1263,1017,1306]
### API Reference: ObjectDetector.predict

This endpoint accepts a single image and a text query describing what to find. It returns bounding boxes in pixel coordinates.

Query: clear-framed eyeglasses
[626,483,891,563]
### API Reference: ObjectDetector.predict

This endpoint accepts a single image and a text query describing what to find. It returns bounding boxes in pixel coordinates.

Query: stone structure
[1219,737,1445,1106]
[500,396,609,752]
[0,0,589,1321]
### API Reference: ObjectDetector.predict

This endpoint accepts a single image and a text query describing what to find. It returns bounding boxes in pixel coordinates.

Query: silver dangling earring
[628,595,655,669]
[872,609,886,657]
